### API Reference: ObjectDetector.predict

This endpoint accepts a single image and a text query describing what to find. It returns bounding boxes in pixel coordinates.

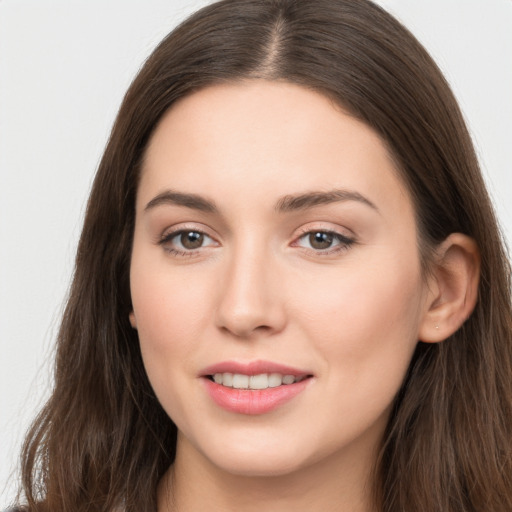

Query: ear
[419,233,480,343]
[129,311,138,329]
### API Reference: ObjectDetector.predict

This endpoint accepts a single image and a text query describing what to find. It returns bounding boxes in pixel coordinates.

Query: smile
[201,361,313,415]
[210,372,307,390]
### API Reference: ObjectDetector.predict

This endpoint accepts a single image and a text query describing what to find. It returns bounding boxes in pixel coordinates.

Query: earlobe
[419,233,480,343]
[129,311,138,329]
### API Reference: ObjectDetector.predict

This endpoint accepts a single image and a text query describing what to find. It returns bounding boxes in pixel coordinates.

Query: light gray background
[1,0,511,506]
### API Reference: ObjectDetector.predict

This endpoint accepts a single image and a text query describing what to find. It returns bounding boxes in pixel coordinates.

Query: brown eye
[294,229,354,254]
[309,232,334,250]
[180,231,204,249]
[159,229,217,254]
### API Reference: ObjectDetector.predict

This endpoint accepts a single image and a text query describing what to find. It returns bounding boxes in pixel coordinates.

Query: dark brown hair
[17,0,512,511]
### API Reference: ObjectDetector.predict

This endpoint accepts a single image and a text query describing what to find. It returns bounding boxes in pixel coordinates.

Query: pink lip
[200,360,313,415]
[201,360,310,377]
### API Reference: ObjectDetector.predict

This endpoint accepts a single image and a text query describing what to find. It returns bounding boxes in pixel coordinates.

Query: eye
[160,229,217,255]
[295,230,354,253]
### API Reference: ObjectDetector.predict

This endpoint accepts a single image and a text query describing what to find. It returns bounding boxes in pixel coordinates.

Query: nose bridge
[215,233,285,337]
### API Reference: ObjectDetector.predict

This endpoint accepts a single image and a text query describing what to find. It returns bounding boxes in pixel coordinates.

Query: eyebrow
[275,189,379,213]
[144,188,378,214]
[145,190,218,213]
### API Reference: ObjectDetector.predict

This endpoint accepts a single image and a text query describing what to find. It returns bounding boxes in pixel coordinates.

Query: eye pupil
[309,232,334,250]
[181,231,204,249]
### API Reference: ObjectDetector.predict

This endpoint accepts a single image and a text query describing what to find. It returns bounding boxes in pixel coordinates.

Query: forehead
[139,80,412,219]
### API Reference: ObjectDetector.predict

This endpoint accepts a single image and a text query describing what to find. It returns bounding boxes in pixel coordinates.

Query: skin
[129,81,478,511]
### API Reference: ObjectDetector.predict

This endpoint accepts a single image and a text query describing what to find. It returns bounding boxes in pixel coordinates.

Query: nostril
[219,322,273,339]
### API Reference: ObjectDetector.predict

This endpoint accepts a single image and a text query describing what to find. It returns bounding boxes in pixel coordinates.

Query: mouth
[206,372,310,390]
[200,361,314,415]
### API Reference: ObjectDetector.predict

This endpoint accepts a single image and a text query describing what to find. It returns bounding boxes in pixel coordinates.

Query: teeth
[232,374,249,389]
[268,373,282,388]
[282,375,296,385]
[223,372,233,387]
[249,374,268,390]
[211,372,303,390]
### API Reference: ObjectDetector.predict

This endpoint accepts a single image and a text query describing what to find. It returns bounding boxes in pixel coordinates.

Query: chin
[187,430,314,477]
[213,452,309,478]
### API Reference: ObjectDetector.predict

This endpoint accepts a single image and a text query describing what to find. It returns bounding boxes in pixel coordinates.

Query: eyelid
[293,222,355,240]
[162,230,217,246]
[158,222,218,242]
[157,223,220,256]
[290,223,356,254]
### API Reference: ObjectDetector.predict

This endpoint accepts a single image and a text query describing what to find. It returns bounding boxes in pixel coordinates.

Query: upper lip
[200,360,312,377]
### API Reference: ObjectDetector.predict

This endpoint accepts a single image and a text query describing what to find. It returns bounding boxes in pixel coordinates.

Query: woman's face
[130,81,433,477]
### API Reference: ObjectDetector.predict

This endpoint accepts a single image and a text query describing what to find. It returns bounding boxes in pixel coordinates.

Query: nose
[215,242,287,338]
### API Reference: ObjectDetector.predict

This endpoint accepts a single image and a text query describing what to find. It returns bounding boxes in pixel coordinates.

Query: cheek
[129,260,211,421]
[129,253,212,369]
[292,254,424,374]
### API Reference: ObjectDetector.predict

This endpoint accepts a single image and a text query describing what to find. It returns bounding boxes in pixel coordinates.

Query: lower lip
[203,377,311,415]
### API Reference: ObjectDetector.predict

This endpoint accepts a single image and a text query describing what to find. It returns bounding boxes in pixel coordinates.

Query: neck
[157,433,379,512]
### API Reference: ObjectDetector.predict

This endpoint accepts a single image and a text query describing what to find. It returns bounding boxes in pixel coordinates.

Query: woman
[13,0,512,510]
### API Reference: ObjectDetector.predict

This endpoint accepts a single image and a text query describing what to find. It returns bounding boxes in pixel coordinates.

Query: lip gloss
[200,360,313,415]
[203,378,311,415]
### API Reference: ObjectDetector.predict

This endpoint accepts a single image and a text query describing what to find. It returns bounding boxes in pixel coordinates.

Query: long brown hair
[18,0,512,511]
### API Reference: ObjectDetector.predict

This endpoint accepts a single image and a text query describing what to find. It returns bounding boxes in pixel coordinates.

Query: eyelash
[292,229,355,255]
[159,229,217,257]
[158,228,355,257]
